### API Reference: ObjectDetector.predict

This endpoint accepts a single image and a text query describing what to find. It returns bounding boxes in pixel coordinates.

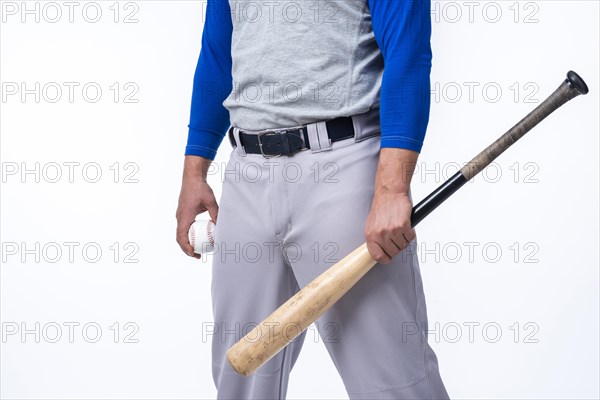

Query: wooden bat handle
[227,71,588,376]
[410,71,588,226]
[460,70,588,180]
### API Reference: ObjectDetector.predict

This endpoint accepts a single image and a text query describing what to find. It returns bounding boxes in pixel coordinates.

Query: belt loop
[232,127,247,157]
[352,107,381,142]
[309,121,332,153]
[306,122,321,152]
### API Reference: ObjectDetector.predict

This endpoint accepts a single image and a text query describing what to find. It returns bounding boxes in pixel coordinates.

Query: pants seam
[423,345,433,399]
[277,345,288,400]
[412,243,433,399]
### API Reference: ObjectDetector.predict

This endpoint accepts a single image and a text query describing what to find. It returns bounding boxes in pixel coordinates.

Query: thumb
[206,198,219,224]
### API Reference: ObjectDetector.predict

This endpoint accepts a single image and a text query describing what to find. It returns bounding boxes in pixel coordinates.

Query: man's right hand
[176,156,219,258]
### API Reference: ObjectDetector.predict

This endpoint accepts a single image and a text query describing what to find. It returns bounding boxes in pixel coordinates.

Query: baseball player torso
[223,0,384,131]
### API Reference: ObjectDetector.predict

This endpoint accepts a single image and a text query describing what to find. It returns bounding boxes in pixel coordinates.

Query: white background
[1,1,599,399]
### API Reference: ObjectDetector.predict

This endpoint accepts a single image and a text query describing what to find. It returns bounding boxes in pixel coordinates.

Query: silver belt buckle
[257,130,286,158]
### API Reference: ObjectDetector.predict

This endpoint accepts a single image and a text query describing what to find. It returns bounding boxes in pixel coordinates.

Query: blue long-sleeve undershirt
[185,0,233,160]
[367,0,433,152]
[185,0,432,160]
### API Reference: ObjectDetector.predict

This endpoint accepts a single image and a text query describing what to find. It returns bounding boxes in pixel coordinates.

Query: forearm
[183,155,213,181]
[374,148,418,196]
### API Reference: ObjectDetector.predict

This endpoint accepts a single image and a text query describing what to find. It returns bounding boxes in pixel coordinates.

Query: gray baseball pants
[210,108,449,399]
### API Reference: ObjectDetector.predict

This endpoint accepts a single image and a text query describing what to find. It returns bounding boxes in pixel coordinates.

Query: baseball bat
[226,71,589,376]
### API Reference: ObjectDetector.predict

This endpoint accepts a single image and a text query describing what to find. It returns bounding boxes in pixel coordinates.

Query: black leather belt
[228,116,355,157]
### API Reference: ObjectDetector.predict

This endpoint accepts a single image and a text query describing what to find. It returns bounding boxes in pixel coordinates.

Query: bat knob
[566,70,589,95]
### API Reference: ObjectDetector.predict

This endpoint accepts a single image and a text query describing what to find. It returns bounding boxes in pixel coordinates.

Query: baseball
[188,219,216,254]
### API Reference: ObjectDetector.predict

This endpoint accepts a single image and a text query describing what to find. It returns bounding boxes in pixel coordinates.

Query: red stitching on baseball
[207,221,215,246]
[190,223,196,249]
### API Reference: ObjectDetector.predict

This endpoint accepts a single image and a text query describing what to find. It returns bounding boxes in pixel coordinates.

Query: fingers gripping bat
[226,71,589,376]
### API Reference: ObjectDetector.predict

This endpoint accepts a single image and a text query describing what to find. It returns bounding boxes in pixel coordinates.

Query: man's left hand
[365,190,415,264]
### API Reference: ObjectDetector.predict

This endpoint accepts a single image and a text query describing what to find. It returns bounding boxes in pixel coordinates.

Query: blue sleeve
[185,0,233,160]
[367,0,432,153]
